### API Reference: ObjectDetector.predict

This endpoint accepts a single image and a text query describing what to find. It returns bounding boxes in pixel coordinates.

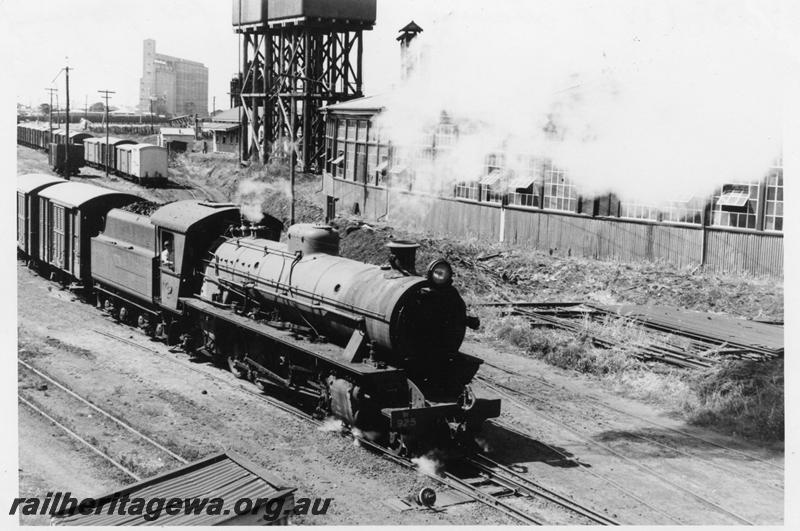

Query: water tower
[232,0,376,171]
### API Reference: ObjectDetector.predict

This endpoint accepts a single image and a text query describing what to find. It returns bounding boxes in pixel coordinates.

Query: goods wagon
[232,0,376,26]
[37,182,139,284]
[52,129,94,145]
[116,143,168,183]
[17,173,67,259]
[84,137,136,170]
[48,143,85,175]
[17,123,55,150]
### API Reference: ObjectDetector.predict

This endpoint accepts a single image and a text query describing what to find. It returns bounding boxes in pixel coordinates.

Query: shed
[53,452,295,525]
[159,128,196,151]
[201,121,240,153]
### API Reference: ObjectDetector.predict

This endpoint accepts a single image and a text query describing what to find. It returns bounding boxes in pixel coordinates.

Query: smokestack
[386,240,419,275]
[397,21,423,81]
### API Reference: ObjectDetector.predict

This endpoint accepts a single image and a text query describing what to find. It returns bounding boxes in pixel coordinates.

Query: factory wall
[329,177,783,279]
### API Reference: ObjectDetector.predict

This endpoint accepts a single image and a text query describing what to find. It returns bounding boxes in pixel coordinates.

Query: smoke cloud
[375,0,786,205]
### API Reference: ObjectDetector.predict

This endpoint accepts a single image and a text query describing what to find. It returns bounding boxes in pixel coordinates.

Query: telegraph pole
[44,88,56,140]
[289,102,296,225]
[150,96,156,134]
[65,66,71,175]
[98,89,115,179]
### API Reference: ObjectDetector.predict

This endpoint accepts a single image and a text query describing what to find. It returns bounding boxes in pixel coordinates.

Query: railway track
[89,327,617,525]
[478,376,757,525]
[18,359,188,483]
[481,359,784,474]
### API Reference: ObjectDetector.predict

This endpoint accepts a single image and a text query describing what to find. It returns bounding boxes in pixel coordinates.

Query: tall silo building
[139,39,209,118]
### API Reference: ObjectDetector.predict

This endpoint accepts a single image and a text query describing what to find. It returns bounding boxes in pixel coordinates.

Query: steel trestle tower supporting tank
[232,0,375,170]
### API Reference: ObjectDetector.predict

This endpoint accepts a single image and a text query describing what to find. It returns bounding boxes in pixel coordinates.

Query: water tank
[286,224,340,255]
[233,0,376,27]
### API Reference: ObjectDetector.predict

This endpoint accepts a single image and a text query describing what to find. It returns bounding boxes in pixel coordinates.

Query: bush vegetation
[478,309,784,442]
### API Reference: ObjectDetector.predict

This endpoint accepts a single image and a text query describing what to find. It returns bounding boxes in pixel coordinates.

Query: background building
[139,39,209,118]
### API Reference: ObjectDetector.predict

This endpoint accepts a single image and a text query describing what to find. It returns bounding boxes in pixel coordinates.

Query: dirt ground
[16,147,784,524]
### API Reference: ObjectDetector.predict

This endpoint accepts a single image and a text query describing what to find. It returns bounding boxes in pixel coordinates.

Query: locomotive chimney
[386,240,419,275]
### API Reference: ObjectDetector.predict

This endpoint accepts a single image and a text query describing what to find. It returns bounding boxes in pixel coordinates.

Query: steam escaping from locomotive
[374,0,784,206]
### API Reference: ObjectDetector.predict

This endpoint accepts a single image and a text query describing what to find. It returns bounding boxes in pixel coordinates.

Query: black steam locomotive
[17,174,500,455]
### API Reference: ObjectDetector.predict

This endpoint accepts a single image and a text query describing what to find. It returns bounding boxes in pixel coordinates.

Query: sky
[1,0,797,203]
[3,0,449,111]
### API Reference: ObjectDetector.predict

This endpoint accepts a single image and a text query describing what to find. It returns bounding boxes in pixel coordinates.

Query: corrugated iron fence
[331,179,783,279]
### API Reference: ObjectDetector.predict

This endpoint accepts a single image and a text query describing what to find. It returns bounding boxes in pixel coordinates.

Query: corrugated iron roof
[209,108,242,122]
[17,173,66,194]
[160,128,196,136]
[39,182,138,208]
[54,452,294,526]
[150,200,239,233]
[322,93,391,114]
[202,122,239,132]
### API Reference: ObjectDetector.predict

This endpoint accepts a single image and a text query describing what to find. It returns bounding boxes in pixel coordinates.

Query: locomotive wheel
[227,356,247,379]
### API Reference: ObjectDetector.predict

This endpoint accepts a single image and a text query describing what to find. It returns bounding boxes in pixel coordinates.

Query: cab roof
[150,200,240,233]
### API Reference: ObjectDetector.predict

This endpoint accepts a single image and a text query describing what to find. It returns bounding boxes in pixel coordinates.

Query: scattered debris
[486,301,783,368]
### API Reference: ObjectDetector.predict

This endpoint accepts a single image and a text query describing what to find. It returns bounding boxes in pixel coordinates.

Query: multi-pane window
[454,182,479,201]
[661,200,703,224]
[434,123,458,153]
[619,203,661,221]
[542,162,577,212]
[324,120,336,174]
[485,153,505,175]
[333,120,346,178]
[764,168,783,231]
[711,182,760,229]
[345,141,356,181]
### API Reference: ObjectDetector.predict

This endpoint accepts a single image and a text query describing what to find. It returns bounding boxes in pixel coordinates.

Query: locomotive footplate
[382,398,502,432]
[180,297,407,380]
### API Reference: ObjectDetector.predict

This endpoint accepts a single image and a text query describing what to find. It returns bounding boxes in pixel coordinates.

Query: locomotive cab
[149,200,241,311]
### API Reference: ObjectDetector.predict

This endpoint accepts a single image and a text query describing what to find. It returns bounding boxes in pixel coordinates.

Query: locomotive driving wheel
[227,355,247,379]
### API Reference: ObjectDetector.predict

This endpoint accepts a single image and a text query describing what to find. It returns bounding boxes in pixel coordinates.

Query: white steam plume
[375,0,786,205]
[234,177,290,222]
[411,454,443,477]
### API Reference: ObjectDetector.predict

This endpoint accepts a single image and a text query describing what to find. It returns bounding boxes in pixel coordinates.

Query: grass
[477,310,784,442]
[683,359,783,441]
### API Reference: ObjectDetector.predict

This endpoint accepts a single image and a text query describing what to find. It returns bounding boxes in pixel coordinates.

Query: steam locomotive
[17,174,501,455]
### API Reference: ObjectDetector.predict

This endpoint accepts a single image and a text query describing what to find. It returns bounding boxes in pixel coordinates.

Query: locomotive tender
[17,174,500,455]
